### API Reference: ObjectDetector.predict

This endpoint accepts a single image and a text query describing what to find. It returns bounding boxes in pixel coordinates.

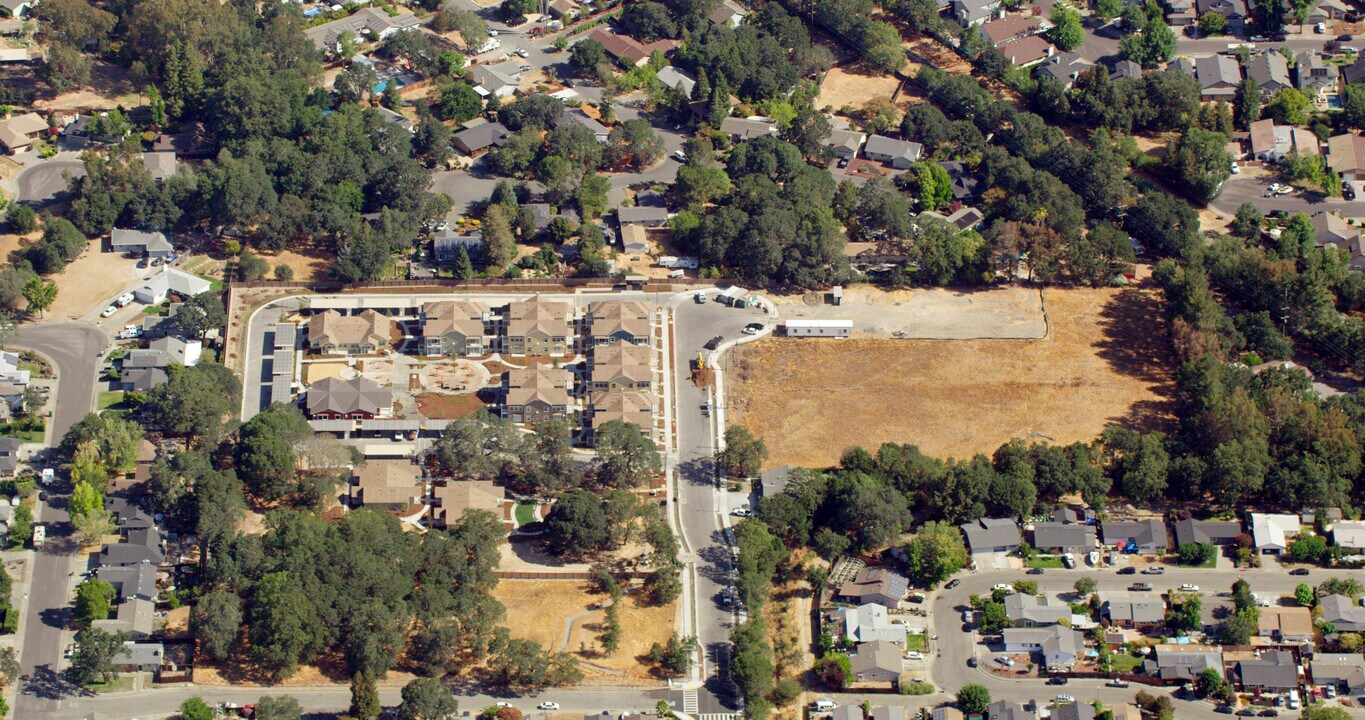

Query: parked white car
[1179,583,1200,592]
[905,651,924,660]
[101,305,118,318]
[731,507,754,518]
[537,702,560,710]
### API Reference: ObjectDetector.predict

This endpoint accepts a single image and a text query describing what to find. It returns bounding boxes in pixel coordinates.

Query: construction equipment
[696,352,706,369]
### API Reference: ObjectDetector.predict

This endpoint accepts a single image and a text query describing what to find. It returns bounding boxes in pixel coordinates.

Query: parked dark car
[1048,676,1069,685]
[1259,710,1279,717]
[1215,706,1234,715]
[1238,709,1257,716]
[1028,567,1044,575]
[945,579,961,589]
[704,335,723,350]
[1290,568,1311,576]
[1117,566,1136,575]
[967,657,977,667]
[1271,33,1286,41]
[1340,34,1355,41]
[1344,184,1356,201]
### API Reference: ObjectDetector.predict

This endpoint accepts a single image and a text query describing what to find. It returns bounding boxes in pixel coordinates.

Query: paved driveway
[15,161,85,208]
[1211,174,1365,217]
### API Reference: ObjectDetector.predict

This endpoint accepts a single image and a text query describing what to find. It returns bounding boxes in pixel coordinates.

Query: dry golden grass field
[728,286,1176,468]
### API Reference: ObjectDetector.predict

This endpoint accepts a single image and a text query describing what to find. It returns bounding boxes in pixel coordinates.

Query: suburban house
[1311,211,1361,250]
[503,366,573,424]
[1247,53,1291,96]
[979,15,1045,45]
[933,708,965,720]
[998,36,1055,68]
[1232,650,1300,693]
[0,112,47,154]
[1328,133,1365,181]
[1250,119,1295,163]
[141,152,178,182]
[1052,702,1096,720]
[303,8,423,53]
[1004,593,1070,627]
[619,224,650,255]
[92,597,156,639]
[618,205,669,226]
[110,229,175,258]
[132,268,212,305]
[112,642,166,675]
[1001,626,1085,668]
[429,480,505,527]
[759,465,793,497]
[718,116,779,141]
[831,604,907,645]
[656,66,696,97]
[1250,513,1301,555]
[306,376,392,420]
[1320,594,1365,632]
[813,128,863,162]
[1173,518,1244,547]
[586,28,676,67]
[864,135,924,169]
[953,0,1003,25]
[504,296,572,356]
[1111,59,1143,80]
[1312,654,1365,695]
[1036,52,1093,89]
[837,567,909,608]
[1257,606,1314,643]
[1102,519,1168,554]
[1195,54,1242,101]
[870,707,907,720]
[1330,520,1365,551]
[1296,51,1339,92]
[1196,0,1246,30]
[987,701,1036,720]
[1307,0,1350,22]
[98,562,158,605]
[558,110,610,142]
[1101,593,1166,628]
[1031,522,1097,555]
[960,517,1021,555]
[1144,644,1225,681]
[348,460,424,516]
[432,230,483,264]
[471,62,522,98]
[308,310,391,355]
[587,390,653,442]
[1052,507,1087,524]
[421,301,489,357]
[590,344,652,392]
[588,300,653,346]
[849,640,902,684]
[708,0,748,25]
[1165,0,1198,25]
[453,122,511,155]
[0,438,19,477]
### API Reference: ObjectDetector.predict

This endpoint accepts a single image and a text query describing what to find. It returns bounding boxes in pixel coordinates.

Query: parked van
[810,700,837,712]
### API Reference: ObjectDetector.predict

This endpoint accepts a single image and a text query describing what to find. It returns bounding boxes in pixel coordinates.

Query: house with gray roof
[110,228,174,259]
[1247,53,1291,96]
[987,701,1036,720]
[960,517,1021,554]
[1002,626,1085,668]
[832,604,907,645]
[1036,51,1092,89]
[849,640,902,684]
[558,110,610,142]
[656,66,696,97]
[1173,518,1243,547]
[1321,594,1365,632]
[1233,650,1300,693]
[453,122,510,155]
[870,707,908,720]
[141,152,178,182]
[953,0,1003,25]
[826,128,868,159]
[97,564,158,602]
[1004,593,1070,627]
[719,116,779,140]
[618,206,669,226]
[1297,51,1339,92]
[1312,654,1365,695]
[1196,0,1246,30]
[304,8,423,53]
[306,376,392,420]
[1195,54,1242,100]
[471,62,522,98]
[1052,702,1096,720]
[1031,522,1097,555]
[1144,644,1224,681]
[112,641,165,674]
[1103,519,1168,554]
[1101,592,1166,628]
[864,134,923,169]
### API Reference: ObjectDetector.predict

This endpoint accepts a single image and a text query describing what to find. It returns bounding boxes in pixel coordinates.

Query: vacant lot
[494,579,677,682]
[816,64,902,111]
[728,286,1175,467]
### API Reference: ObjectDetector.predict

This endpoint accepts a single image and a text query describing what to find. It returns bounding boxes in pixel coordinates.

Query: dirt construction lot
[816,64,902,110]
[728,286,1176,467]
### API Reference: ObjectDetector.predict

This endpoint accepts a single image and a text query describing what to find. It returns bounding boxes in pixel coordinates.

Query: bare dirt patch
[414,390,491,419]
[304,362,350,384]
[47,243,145,319]
[258,247,331,283]
[494,579,600,650]
[816,64,902,112]
[728,286,1176,468]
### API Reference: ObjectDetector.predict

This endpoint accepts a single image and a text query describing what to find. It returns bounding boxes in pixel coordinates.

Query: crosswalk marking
[697,714,739,720]
[683,690,699,713]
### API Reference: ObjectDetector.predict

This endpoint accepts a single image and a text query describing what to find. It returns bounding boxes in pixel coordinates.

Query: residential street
[9,321,108,720]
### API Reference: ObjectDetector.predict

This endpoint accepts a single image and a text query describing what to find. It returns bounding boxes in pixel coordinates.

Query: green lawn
[905,633,928,652]
[196,274,225,292]
[1026,556,1066,568]
[88,676,135,693]
[515,502,537,526]
[0,419,44,444]
[98,391,126,411]
[1109,654,1143,673]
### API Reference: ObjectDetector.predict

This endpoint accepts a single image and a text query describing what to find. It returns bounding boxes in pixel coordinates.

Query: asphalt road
[9,321,108,720]
[669,294,771,713]
[14,161,85,208]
